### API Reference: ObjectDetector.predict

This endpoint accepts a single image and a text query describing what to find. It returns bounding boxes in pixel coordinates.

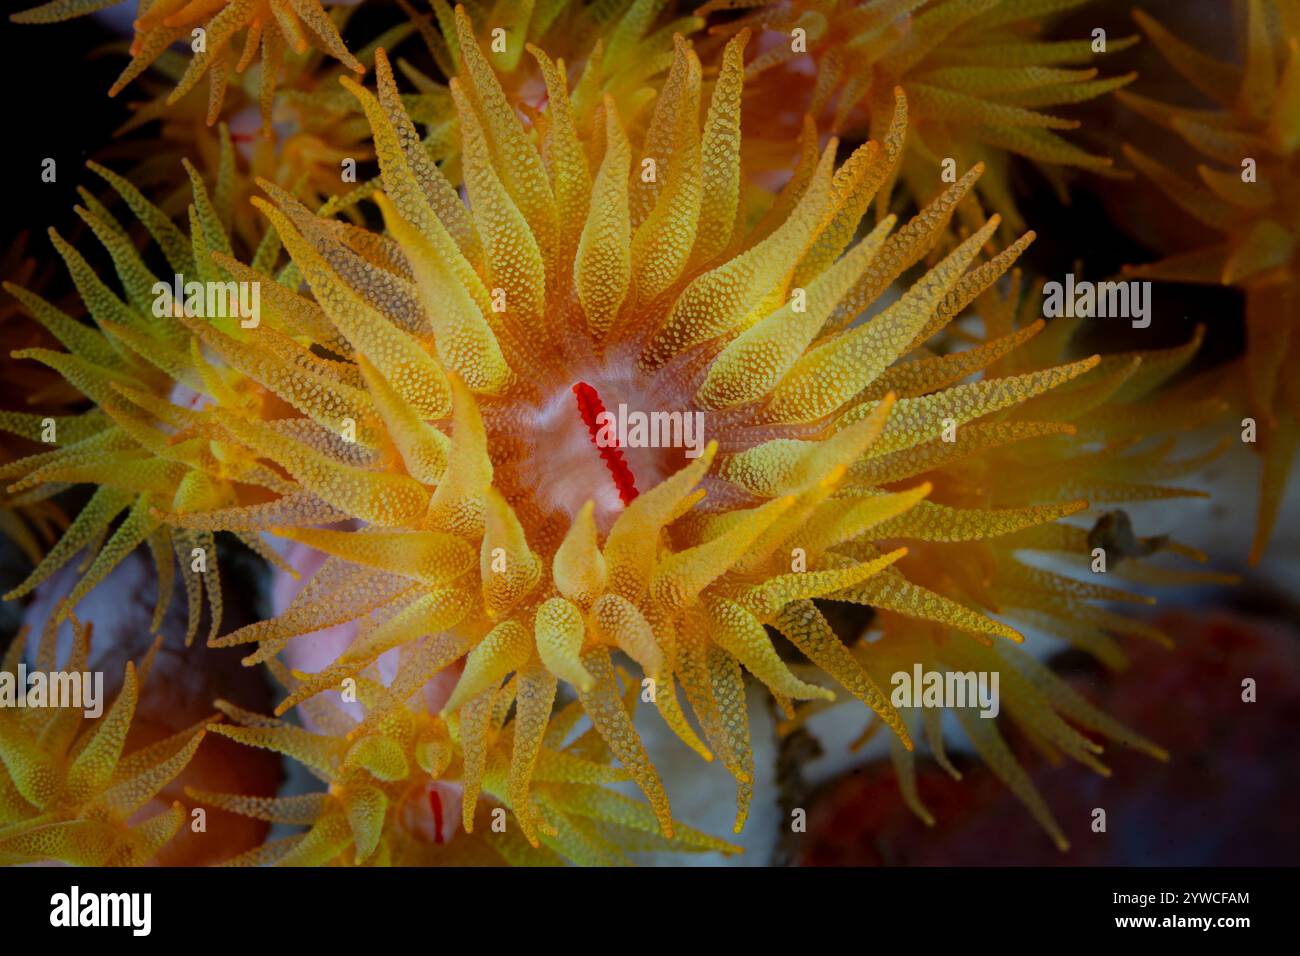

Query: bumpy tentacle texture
[1119,0,1300,563]
[0,237,81,569]
[700,0,1136,235]
[2,18,1217,858]
[0,153,309,646]
[0,615,207,865]
[415,0,703,124]
[99,0,706,237]
[786,273,1234,850]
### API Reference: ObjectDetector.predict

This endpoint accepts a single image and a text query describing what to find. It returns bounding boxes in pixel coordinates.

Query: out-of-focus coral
[104,25,419,253]
[93,2,706,252]
[342,0,706,187]
[798,605,1300,865]
[414,0,701,131]
[11,0,363,126]
[1119,0,1300,563]
[15,549,286,865]
[0,235,82,567]
[700,0,1137,233]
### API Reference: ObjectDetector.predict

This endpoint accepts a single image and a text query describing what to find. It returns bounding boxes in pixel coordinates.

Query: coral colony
[0,0,1285,868]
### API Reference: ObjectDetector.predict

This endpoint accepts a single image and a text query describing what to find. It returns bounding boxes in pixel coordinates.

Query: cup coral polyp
[796,272,1233,849]
[199,22,1132,838]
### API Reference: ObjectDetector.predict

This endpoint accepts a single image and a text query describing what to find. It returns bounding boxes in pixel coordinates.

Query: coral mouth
[571,381,639,506]
[512,353,699,533]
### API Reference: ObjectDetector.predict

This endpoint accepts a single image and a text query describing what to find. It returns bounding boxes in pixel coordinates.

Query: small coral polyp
[189,667,739,864]
[0,615,206,866]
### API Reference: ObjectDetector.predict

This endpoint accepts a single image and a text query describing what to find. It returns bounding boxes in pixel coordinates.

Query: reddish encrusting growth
[571,381,639,505]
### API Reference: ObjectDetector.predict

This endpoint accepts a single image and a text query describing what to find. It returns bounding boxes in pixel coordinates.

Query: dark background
[2,15,134,246]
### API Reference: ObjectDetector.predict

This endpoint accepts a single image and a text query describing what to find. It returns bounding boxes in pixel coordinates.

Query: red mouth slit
[428,788,445,844]
[571,381,640,506]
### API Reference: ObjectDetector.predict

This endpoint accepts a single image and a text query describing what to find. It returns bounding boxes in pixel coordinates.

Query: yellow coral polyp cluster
[0,4,1231,862]
[209,18,1125,838]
